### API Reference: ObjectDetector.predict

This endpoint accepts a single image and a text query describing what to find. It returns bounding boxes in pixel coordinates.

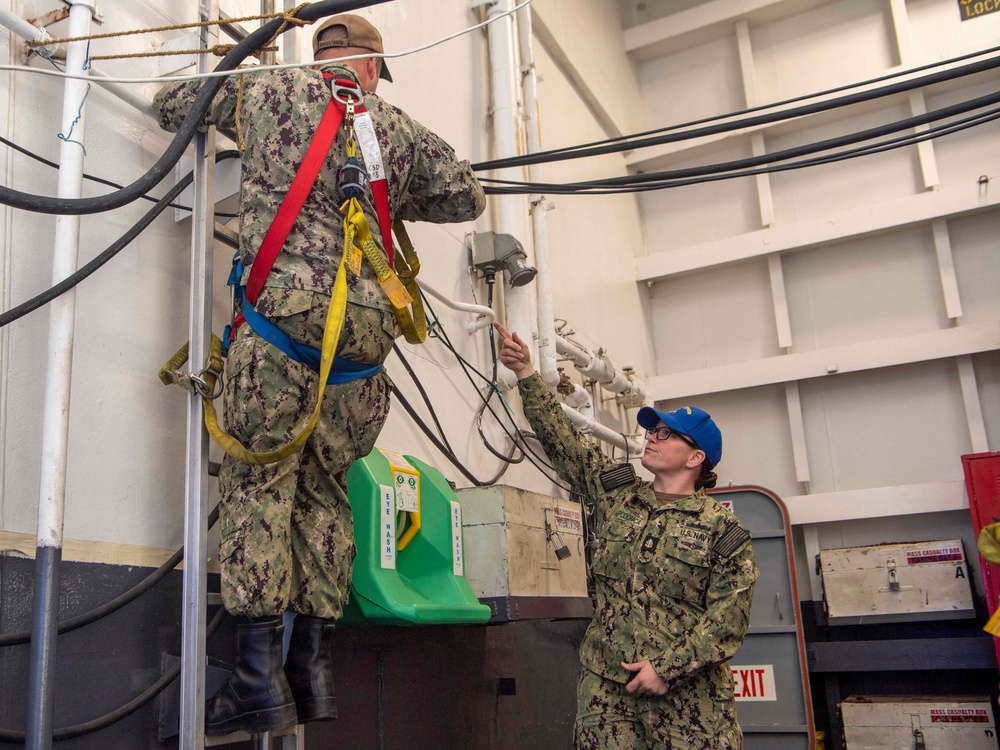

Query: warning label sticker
[929,708,990,723]
[554,506,582,534]
[906,544,964,565]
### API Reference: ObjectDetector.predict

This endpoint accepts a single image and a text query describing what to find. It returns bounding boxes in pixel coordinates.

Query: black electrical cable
[391,343,454,455]
[472,51,1000,172]
[473,44,1000,169]
[483,87,1000,191]
[0,150,241,330]
[482,102,1000,195]
[0,134,237,217]
[0,606,227,743]
[419,294,569,489]
[391,388,492,487]
[0,0,392,215]
[472,279,525,465]
[0,506,220,649]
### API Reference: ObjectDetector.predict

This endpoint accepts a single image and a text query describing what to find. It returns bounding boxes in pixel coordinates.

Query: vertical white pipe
[36,0,93,558]
[485,0,533,389]
[179,1,217,746]
[29,6,94,746]
[516,5,558,388]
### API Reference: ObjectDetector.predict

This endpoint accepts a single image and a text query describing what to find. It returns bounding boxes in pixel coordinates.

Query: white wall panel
[782,227,948,351]
[973,350,1000,452]
[924,77,1000,189]
[949,210,1000,325]
[637,35,744,128]
[750,0,895,103]
[906,0,1000,62]
[640,143,760,250]
[533,0,646,138]
[649,258,782,374]
[799,360,971,494]
[767,103,923,224]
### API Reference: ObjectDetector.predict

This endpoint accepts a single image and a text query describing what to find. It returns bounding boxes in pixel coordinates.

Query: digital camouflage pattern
[153,63,486,311]
[518,374,758,749]
[153,64,484,619]
[217,292,397,618]
[575,668,744,750]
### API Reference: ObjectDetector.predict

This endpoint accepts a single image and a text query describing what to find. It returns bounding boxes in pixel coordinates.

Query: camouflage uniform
[518,374,758,750]
[153,64,485,619]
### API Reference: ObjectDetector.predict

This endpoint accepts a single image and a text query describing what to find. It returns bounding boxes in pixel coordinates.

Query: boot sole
[205,702,298,737]
[295,696,337,723]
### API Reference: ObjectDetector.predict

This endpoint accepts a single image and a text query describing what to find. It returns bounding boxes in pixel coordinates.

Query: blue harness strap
[225,255,383,385]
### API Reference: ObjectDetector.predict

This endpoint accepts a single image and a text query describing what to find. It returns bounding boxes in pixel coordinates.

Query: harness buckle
[330,78,362,106]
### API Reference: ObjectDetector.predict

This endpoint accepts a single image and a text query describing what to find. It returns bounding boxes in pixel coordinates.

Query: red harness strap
[241,74,394,320]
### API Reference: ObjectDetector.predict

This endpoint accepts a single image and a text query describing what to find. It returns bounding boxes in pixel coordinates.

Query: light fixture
[469,231,537,287]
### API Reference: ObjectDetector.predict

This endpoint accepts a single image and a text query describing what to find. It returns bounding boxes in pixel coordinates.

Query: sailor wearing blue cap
[494,322,758,750]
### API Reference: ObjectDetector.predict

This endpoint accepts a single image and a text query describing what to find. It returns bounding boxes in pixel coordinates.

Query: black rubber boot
[205,616,298,737]
[283,615,338,723]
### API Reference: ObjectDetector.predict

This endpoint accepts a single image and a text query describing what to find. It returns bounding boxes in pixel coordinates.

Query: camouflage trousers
[218,290,399,619]
[575,668,744,750]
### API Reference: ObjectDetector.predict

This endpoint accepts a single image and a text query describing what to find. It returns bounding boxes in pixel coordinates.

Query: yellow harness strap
[391,219,428,344]
[159,250,350,466]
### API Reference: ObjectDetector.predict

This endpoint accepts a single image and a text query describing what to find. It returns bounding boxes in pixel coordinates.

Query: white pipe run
[516,5,558,388]
[36,1,94,548]
[0,8,60,58]
[0,10,155,119]
[556,334,648,403]
[484,0,533,390]
[416,278,495,331]
[559,403,646,458]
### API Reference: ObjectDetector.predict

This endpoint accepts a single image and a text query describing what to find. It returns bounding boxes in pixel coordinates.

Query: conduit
[27,5,95,748]
[481,0,534,390]
[416,278,495,331]
[556,334,648,404]
[0,13,155,121]
[515,5,557,388]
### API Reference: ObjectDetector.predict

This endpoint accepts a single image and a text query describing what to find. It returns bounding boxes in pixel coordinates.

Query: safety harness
[160,74,427,465]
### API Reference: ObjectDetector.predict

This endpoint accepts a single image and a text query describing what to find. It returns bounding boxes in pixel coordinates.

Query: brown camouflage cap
[313,14,392,82]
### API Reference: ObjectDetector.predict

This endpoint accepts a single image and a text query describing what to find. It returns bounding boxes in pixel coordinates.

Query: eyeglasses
[644,426,698,448]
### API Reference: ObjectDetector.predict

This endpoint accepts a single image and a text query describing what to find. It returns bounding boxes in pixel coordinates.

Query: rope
[90,45,276,62]
[226,4,307,150]
[235,73,247,152]
[26,9,311,47]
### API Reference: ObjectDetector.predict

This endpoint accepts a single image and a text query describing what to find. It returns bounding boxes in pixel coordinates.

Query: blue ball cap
[636,405,723,468]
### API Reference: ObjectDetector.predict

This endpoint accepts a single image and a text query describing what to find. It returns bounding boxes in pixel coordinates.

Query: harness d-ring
[192,367,224,400]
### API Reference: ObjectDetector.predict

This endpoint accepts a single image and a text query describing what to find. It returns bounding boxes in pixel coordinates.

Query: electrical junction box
[841,696,998,750]
[457,485,593,622]
[819,540,974,625]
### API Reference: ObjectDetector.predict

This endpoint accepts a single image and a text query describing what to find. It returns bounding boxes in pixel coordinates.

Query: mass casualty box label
[451,501,464,577]
[554,506,583,534]
[732,664,776,702]
[379,484,396,570]
[906,543,964,564]
[929,708,991,723]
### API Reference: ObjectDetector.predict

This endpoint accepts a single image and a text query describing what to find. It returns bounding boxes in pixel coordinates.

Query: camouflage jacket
[153,63,486,312]
[518,375,758,697]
